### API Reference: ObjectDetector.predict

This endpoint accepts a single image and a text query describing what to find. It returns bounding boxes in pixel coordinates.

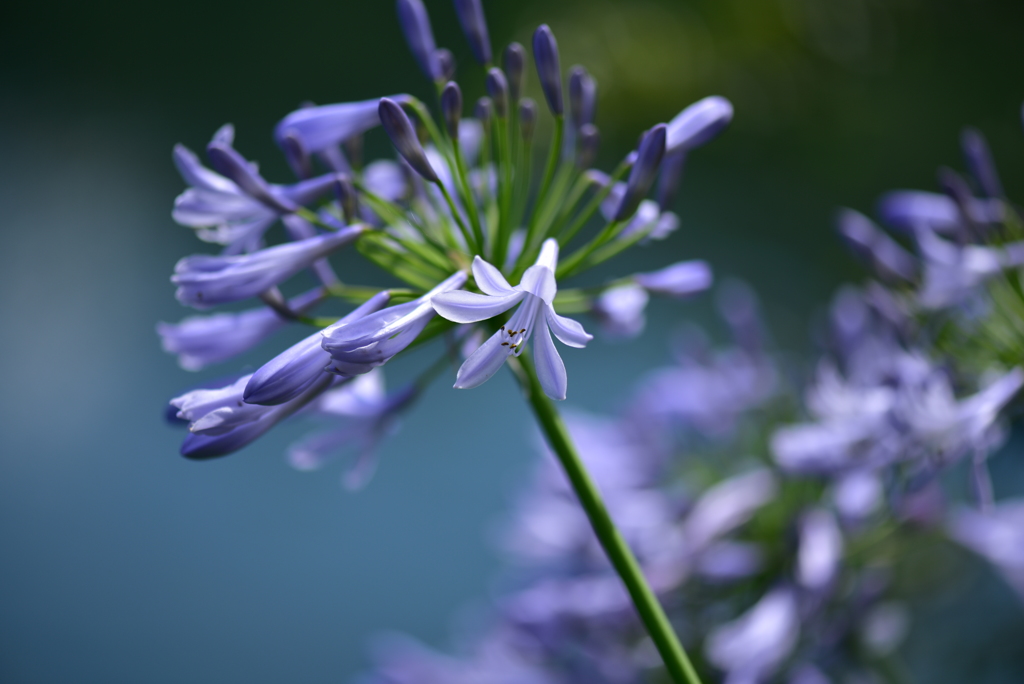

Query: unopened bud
[485,67,510,118]
[532,25,563,116]
[503,42,526,102]
[519,98,538,142]
[614,124,666,221]
[441,81,463,139]
[453,0,492,64]
[378,97,439,183]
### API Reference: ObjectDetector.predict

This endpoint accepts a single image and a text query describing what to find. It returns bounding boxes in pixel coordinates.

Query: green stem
[514,355,703,684]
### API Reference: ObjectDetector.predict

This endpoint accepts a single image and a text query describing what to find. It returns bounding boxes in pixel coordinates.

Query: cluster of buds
[160,0,732,479]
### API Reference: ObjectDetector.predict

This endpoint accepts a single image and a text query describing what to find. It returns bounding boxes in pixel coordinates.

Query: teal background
[2,0,1024,681]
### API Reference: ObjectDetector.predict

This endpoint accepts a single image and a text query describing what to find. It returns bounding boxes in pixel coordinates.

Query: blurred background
[2,0,1024,681]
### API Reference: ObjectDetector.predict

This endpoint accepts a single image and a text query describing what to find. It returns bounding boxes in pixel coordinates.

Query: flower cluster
[160,0,730,482]
[360,112,1024,682]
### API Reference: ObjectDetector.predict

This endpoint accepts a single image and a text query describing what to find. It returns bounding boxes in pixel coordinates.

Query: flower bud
[656,148,687,210]
[206,142,298,214]
[519,98,538,143]
[503,42,526,102]
[396,0,441,81]
[485,67,510,118]
[453,0,492,64]
[378,97,439,183]
[576,123,599,169]
[614,124,666,221]
[440,81,463,140]
[435,48,456,82]
[532,25,563,115]
[568,65,597,131]
[281,130,313,179]
[475,97,493,135]
[665,96,733,152]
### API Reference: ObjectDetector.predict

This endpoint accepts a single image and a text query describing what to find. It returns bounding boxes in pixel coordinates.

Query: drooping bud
[206,142,298,214]
[614,124,666,221]
[960,127,1004,198]
[485,67,510,118]
[396,0,441,81]
[281,130,313,179]
[441,81,463,139]
[532,25,563,116]
[378,98,439,183]
[568,65,597,131]
[503,42,526,102]
[576,123,600,169]
[435,48,456,82]
[452,0,492,64]
[475,97,493,136]
[519,98,538,142]
[665,96,733,152]
[333,174,359,224]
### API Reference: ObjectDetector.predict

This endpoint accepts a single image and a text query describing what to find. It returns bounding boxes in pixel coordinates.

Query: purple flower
[274,97,402,156]
[705,587,800,684]
[243,291,392,406]
[171,372,335,460]
[877,190,1004,234]
[948,499,1024,600]
[396,0,442,81]
[634,260,713,297]
[591,284,648,339]
[913,227,1024,309]
[532,25,563,115]
[452,0,492,65]
[432,240,593,400]
[796,509,843,591]
[157,286,323,371]
[665,95,734,152]
[172,139,337,254]
[836,209,917,283]
[322,272,468,375]
[172,226,364,309]
[288,370,419,489]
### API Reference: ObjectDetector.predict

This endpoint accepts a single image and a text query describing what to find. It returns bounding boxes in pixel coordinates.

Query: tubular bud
[396,0,442,81]
[378,97,439,183]
[504,42,526,102]
[519,98,538,143]
[614,124,666,221]
[532,25,563,116]
[486,67,510,118]
[452,0,492,64]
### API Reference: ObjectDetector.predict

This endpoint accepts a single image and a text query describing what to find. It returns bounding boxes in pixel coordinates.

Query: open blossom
[172,226,364,309]
[432,239,593,400]
[172,127,337,253]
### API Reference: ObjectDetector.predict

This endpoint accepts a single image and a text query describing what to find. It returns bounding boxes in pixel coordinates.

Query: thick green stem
[515,355,704,684]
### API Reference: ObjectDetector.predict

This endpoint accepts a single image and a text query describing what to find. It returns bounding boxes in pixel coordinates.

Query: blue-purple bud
[485,67,510,118]
[333,174,358,224]
[961,127,1004,198]
[378,98,439,183]
[614,124,666,221]
[937,166,979,236]
[475,97,493,134]
[281,130,313,179]
[503,42,526,102]
[206,142,298,214]
[576,123,599,169]
[452,0,492,64]
[532,25,563,116]
[519,98,538,142]
[568,65,597,131]
[396,0,441,81]
[435,48,456,82]
[666,96,733,152]
[441,81,463,139]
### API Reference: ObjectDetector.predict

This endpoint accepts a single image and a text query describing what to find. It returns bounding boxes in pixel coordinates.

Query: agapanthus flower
[172,227,364,309]
[432,239,592,400]
[157,286,323,370]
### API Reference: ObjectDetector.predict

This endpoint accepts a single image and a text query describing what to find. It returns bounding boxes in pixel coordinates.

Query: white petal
[535,238,560,271]
[534,324,568,401]
[432,290,523,324]
[545,306,593,348]
[454,330,511,389]
[472,255,515,295]
[519,265,557,304]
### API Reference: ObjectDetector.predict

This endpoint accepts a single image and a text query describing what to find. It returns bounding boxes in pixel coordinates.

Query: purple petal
[533,323,568,400]
[545,305,592,348]
[454,329,510,389]
[432,290,523,323]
